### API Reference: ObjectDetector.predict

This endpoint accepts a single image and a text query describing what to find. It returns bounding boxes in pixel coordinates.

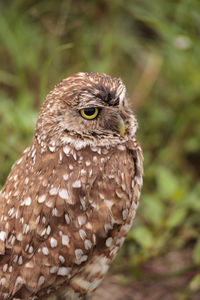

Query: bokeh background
[0,1,200,299]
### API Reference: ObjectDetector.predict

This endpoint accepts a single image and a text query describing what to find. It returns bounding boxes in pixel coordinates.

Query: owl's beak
[118,118,125,136]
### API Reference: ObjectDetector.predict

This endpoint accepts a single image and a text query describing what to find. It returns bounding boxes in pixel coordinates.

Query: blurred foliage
[0,0,200,295]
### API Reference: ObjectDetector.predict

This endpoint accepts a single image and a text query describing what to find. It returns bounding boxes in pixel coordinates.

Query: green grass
[0,0,200,293]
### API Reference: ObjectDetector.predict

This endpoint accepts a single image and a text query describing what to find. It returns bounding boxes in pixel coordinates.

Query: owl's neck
[61,132,129,149]
[36,130,131,153]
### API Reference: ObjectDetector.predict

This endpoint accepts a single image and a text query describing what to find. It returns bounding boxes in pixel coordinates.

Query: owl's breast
[64,142,142,297]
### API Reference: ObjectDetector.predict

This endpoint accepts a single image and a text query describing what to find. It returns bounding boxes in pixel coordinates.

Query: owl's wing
[0,139,143,299]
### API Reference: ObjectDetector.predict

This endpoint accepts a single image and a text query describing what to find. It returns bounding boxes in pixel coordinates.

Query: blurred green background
[0,0,200,298]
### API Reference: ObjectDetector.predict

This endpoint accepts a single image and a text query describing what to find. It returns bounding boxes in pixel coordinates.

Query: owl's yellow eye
[80,107,99,120]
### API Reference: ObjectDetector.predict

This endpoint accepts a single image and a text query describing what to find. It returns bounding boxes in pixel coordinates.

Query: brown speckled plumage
[0,72,143,300]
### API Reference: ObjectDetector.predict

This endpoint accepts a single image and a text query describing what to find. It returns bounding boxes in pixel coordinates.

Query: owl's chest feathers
[0,140,140,299]
[25,139,138,239]
[37,141,137,298]
[23,140,135,234]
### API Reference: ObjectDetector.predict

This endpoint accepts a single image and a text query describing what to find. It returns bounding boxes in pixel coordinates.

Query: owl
[0,72,143,300]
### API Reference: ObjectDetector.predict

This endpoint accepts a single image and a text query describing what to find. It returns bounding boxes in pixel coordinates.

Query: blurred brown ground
[92,249,200,300]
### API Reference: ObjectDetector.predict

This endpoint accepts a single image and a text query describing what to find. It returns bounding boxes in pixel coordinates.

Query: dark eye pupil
[84,107,95,116]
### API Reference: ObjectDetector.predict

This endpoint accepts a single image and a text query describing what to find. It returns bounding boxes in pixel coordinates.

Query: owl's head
[36,72,138,148]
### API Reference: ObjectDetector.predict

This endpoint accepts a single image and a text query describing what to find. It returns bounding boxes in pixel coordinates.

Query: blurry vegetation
[0,0,200,297]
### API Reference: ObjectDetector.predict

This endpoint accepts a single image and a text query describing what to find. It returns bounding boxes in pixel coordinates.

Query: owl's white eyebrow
[77,101,105,109]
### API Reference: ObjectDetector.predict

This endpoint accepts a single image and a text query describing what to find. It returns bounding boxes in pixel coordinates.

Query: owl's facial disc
[78,106,125,136]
